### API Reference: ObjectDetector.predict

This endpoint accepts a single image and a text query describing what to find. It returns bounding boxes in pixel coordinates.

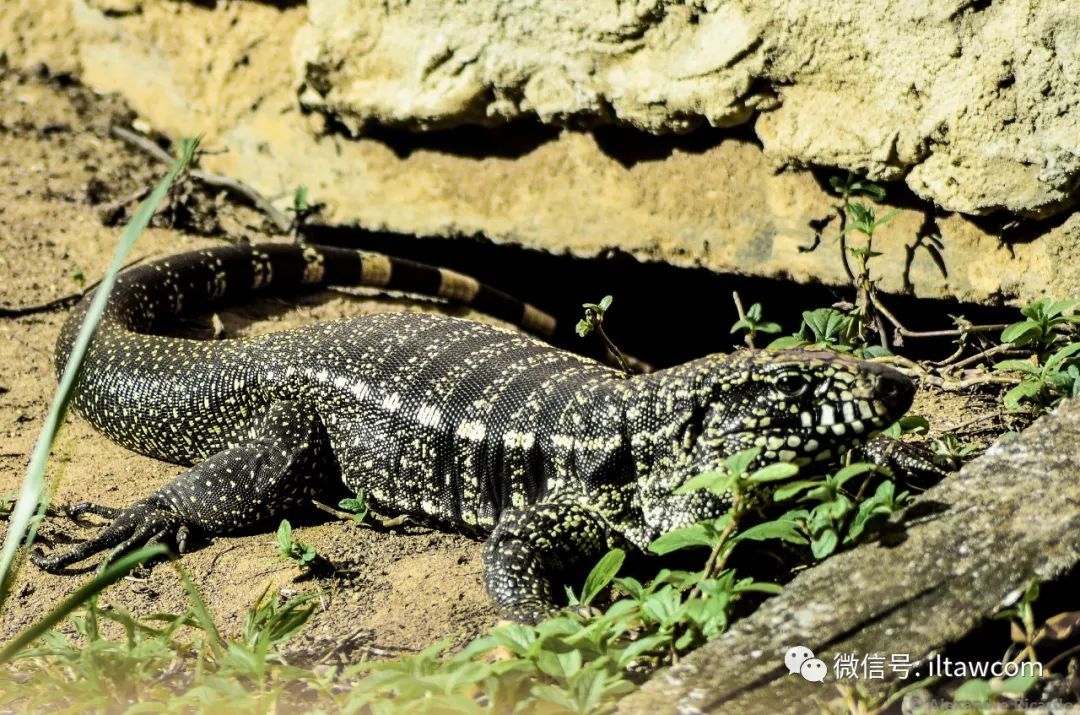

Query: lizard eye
[775,373,809,397]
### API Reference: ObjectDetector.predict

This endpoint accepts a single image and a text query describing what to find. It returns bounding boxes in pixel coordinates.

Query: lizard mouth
[720,398,896,464]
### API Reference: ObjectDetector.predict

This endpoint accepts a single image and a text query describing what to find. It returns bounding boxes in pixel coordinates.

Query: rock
[0,0,1077,306]
[616,398,1080,715]
[293,0,1080,219]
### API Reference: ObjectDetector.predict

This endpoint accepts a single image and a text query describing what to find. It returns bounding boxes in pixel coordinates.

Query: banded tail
[56,242,557,374]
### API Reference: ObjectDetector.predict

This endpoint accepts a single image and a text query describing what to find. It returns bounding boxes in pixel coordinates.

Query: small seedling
[729,296,780,348]
[576,295,631,373]
[931,434,979,470]
[276,519,318,571]
[338,491,369,523]
[288,185,321,239]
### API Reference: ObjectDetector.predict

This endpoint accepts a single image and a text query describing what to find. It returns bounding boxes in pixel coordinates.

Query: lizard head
[692,350,915,468]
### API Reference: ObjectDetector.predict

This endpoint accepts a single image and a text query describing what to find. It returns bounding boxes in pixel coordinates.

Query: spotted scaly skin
[33,243,918,623]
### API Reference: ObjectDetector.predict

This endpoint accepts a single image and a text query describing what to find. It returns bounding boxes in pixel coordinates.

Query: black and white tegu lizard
[33,242,929,622]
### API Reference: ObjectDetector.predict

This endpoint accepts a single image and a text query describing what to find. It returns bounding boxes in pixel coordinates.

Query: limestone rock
[294,0,1080,218]
[617,398,1080,714]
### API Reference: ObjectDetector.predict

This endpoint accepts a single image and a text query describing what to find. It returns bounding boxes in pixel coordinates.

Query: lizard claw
[66,502,123,521]
[864,434,952,489]
[31,496,183,574]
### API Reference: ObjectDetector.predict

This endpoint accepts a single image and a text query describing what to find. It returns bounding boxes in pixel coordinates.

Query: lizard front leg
[483,501,614,624]
[32,400,332,572]
[863,433,951,487]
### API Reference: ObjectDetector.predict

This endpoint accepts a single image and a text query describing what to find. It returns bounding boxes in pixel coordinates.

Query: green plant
[768,307,890,358]
[576,295,631,373]
[276,519,318,571]
[338,490,369,524]
[931,434,979,470]
[999,299,1080,350]
[772,461,908,559]
[952,674,1037,705]
[0,569,323,713]
[729,299,781,348]
[769,307,860,353]
[994,343,1080,411]
[288,185,320,238]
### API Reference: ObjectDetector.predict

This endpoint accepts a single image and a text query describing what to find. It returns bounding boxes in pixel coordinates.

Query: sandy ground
[0,67,999,665]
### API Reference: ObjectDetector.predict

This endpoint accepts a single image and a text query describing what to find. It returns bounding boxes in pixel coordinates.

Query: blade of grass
[0,544,168,663]
[0,137,200,609]
[174,564,224,657]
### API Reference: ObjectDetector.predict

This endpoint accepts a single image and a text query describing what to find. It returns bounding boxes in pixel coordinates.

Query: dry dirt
[0,67,1000,665]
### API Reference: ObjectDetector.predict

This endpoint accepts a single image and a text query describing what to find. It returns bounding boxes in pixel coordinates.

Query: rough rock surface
[1,0,1078,306]
[294,0,1080,218]
[617,398,1080,715]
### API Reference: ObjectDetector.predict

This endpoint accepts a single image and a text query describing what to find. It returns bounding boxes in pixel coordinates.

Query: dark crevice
[362,121,561,161]
[301,227,1017,369]
[592,123,757,168]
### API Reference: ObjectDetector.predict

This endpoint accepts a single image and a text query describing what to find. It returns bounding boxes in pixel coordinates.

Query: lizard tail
[55,242,557,376]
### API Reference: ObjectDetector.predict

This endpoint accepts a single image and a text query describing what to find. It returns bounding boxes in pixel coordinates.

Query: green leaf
[897,414,930,434]
[1000,321,1042,346]
[729,319,751,334]
[875,209,898,227]
[953,679,993,703]
[575,319,592,338]
[994,358,1040,375]
[832,462,883,488]
[997,673,1037,696]
[747,303,763,320]
[277,520,293,554]
[1003,380,1042,410]
[773,479,826,502]
[675,470,734,496]
[293,185,310,211]
[850,180,887,201]
[1045,299,1079,318]
[0,545,168,663]
[810,528,839,559]
[581,548,625,606]
[732,580,784,595]
[848,202,873,225]
[767,335,809,350]
[1045,341,1080,370]
[1020,298,1051,320]
[732,520,808,545]
[723,447,761,477]
[598,295,613,312]
[649,524,715,555]
[339,492,369,522]
[746,462,799,483]
[757,321,782,334]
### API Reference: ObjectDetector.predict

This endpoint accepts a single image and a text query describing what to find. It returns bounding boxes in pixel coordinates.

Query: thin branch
[732,291,754,349]
[871,355,1021,391]
[943,344,1026,371]
[869,292,1009,339]
[945,412,1003,434]
[0,255,148,319]
[111,125,293,234]
[596,325,632,375]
